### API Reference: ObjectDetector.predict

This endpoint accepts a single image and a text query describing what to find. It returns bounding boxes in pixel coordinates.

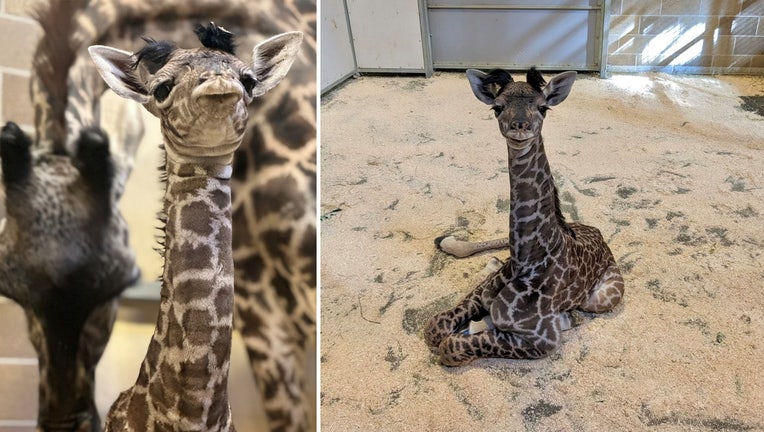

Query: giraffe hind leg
[579,264,624,313]
[435,235,510,258]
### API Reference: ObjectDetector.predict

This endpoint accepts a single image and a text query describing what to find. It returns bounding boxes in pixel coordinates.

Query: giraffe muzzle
[192,76,243,103]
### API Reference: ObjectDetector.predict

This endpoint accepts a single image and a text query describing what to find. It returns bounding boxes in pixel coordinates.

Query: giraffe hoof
[436,235,474,258]
[76,128,114,195]
[438,335,475,367]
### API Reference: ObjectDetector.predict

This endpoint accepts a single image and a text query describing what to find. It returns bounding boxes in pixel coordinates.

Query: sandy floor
[319,72,764,431]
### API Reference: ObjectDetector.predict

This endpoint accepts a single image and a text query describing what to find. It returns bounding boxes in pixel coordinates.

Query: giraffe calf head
[467,68,576,151]
[88,23,303,164]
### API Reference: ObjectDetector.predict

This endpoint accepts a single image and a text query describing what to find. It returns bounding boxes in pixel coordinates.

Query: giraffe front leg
[424,258,503,350]
[580,263,624,313]
[437,328,553,366]
[424,284,489,351]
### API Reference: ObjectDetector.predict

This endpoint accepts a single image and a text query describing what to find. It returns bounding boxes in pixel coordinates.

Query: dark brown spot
[165,306,184,350]
[262,228,292,268]
[235,253,265,283]
[238,308,267,344]
[159,360,180,395]
[126,391,150,424]
[180,201,214,236]
[174,278,209,304]
[176,243,213,272]
[209,188,230,213]
[214,291,233,319]
[183,308,214,345]
[272,271,297,313]
[267,93,315,150]
[231,202,250,250]
[253,175,306,220]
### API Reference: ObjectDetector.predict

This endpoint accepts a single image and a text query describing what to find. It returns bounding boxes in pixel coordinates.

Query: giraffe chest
[492,228,611,314]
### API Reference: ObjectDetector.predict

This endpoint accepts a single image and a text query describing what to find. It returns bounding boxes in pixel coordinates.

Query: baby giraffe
[425,68,624,366]
[89,24,302,429]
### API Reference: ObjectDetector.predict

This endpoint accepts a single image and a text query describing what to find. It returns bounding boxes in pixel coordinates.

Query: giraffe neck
[0,222,101,431]
[28,310,101,432]
[137,155,234,427]
[0,228,24,304]
[507,136,566,282]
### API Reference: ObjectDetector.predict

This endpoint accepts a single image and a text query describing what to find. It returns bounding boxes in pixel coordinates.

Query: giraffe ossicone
[89,23,303,430]
[426,68,624,366]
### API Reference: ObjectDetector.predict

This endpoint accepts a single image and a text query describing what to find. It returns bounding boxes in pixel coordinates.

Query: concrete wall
[0,0,39,133]
[609,0,764,74]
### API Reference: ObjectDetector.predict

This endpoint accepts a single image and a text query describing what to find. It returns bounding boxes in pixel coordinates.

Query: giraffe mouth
[506,131,536,142]
[192,77,243,105]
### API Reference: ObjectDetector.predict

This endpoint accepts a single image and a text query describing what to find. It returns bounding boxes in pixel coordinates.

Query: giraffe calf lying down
[425,68,624,366]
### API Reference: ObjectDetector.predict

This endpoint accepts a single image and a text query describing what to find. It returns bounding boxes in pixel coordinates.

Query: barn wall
[609,0,764,74]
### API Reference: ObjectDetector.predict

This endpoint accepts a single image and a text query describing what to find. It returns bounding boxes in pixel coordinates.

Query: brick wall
[0,0,40,132]
[609,0,764,74]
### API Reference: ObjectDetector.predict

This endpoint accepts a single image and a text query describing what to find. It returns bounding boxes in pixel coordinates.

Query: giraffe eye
[153,82,173,102]
[491,106,503,117]
[241,74,257,93]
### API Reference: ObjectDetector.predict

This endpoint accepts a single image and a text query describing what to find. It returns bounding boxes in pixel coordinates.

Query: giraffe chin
[164,143,239,165]
[506,137,536,154]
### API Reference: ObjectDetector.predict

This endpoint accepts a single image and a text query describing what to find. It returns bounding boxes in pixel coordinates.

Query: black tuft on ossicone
[75,128,114,217]
[526,67,547,93]
[0,122,32,185]
[484,69,514,95]
[133,38,177,74]
[194,22,236,54]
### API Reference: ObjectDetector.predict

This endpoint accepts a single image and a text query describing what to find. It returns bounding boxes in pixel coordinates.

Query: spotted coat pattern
[90,22,303,431]
[425,69,624,366]
[19,1,316,430]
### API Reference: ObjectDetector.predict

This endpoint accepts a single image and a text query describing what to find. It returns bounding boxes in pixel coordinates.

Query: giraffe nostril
[510,121,529,131]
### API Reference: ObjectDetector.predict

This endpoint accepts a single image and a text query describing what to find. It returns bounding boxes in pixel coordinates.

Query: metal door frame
[420,0,611,77]
[320,0,360,94]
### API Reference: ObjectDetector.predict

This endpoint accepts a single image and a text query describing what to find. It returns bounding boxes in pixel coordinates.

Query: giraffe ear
[467,69,513,105]
[543,71,576,106]
[88,45,151,104]
[250,31,304,97]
